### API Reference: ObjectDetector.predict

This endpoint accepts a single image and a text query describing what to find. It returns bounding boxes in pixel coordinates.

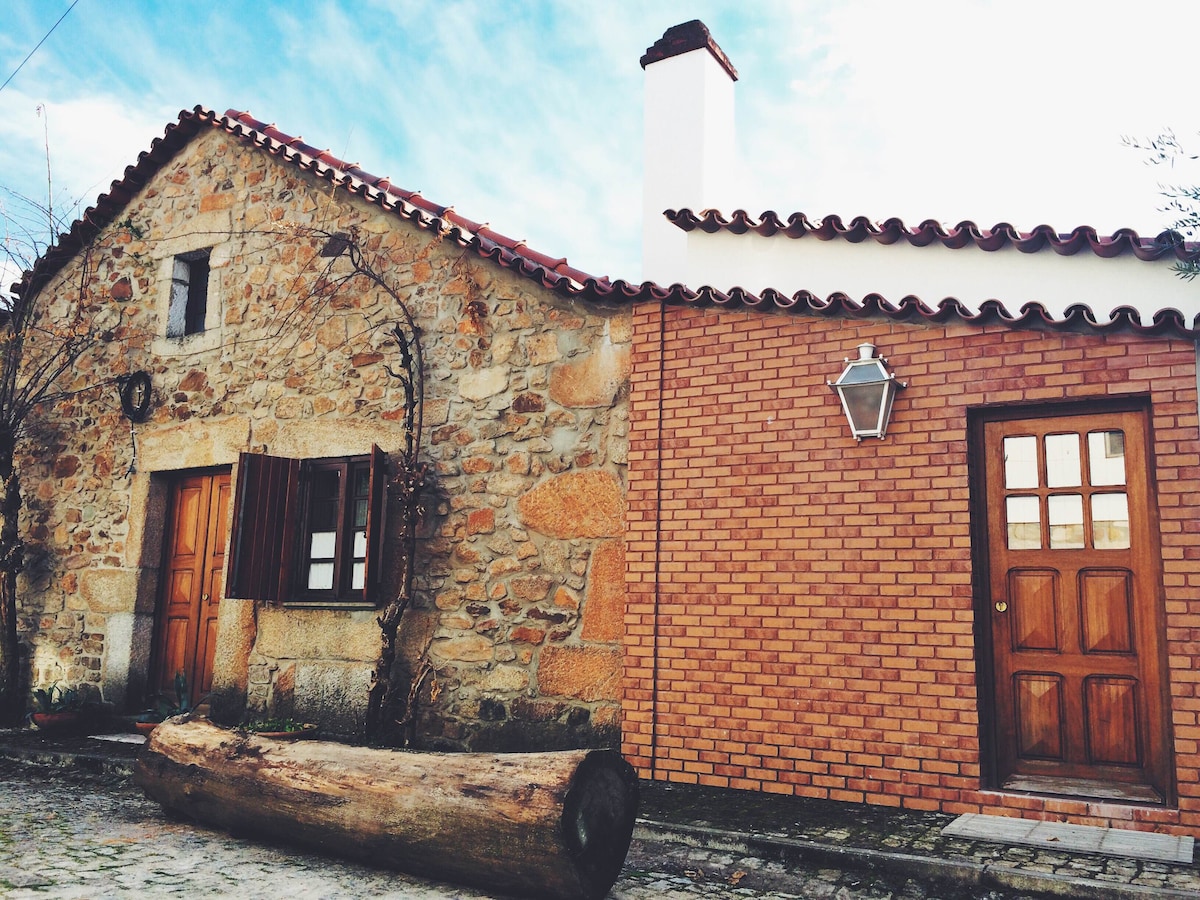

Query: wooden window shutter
[226,452,300,602]
[362,444,388,604]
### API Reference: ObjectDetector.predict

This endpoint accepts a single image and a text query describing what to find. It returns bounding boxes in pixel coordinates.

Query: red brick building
[621,296,1199,833]
[625,20,1200,837]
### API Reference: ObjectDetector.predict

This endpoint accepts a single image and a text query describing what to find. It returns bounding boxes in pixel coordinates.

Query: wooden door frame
[146,465,232,704]
[966,395,1176,803]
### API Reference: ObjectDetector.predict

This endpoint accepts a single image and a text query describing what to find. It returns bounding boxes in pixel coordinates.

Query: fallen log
[135,718,638,900]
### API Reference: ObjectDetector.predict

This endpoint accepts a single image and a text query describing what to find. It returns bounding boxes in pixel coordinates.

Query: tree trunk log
[135,719,638,900]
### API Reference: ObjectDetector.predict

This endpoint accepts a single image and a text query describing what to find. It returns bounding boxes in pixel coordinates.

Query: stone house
[623,22,1200,835]
[15,107,634,748]
[16,18,1200,841]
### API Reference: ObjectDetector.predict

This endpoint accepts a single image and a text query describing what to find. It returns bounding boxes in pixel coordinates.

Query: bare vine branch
[1123,129,1200,280]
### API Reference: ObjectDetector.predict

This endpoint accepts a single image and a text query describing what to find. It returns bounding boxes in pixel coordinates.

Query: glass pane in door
[1045,434,1081,488]
[1006,496,1041,550]
[1048,494,1085,549]
[1004,436,1039,489]
[1088,431,1127,486]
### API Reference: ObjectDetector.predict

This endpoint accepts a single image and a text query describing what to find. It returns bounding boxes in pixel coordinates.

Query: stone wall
[414,262,631,748]
[18,125,630,748]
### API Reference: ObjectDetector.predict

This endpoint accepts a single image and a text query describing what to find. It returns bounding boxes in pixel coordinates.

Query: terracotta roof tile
[12,106,1199,341]
[669,286,1198,339]
[14,106,616,306]
[666,208,1200,263]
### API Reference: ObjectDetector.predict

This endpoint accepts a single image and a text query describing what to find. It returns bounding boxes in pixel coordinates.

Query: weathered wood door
[983,409,1171,802]
[152,472,231,698]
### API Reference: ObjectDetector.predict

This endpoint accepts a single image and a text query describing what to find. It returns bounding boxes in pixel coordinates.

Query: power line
[0,1,82,97]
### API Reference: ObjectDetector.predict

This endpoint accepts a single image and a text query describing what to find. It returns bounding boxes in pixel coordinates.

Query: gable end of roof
[13,106,617,306]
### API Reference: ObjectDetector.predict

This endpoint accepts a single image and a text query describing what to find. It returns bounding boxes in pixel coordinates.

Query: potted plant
[29,684,84,732]
[238,717,319,740]
[136,672,198,735]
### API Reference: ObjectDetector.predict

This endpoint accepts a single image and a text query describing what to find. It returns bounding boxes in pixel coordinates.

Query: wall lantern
[827,343,906,440]
[117,371,153,423]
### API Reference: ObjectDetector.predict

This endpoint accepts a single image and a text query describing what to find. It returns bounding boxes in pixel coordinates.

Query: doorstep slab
[943,813,1194,864]
[87,733,146,745]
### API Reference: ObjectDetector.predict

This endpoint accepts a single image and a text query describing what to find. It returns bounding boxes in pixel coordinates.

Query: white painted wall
[642,48,738,286]
[680,229,1200,323]
[639,25,1198,326]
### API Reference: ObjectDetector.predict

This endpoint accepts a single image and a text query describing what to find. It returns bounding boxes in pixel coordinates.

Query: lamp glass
[842,381,887,436]
[830,348,903,440]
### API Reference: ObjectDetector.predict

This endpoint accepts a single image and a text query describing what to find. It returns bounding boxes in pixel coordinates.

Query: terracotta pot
[31,712,80,732]
[134,721,158,736]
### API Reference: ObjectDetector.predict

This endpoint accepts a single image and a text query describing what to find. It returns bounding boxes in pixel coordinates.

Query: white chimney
[641,21,738,286]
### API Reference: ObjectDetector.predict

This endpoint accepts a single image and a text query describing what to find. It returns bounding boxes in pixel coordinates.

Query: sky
[3,0,1200,285]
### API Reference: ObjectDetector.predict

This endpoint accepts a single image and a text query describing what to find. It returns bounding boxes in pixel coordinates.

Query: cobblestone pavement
[0,760,1038,899]
[640,780,1200,898]
[618,839,1039,899]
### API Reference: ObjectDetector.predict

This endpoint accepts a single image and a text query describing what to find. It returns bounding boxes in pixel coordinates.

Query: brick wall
[623,301,1200,832]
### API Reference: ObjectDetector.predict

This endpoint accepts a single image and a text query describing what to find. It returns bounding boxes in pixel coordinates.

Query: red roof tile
[666,208,1200,263]
[665,286,1198,339]
[11,106,1199,340]
[15,106,615,305]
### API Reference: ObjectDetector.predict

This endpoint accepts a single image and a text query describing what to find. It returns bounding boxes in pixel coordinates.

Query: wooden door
[983,409,1171,803]
[152,472,231,699]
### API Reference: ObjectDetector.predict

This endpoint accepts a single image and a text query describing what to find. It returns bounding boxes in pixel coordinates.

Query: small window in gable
[167,249,211,337]
[226,447,387,606]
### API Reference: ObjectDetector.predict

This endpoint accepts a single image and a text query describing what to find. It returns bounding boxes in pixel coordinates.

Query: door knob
[995,601,1008,613]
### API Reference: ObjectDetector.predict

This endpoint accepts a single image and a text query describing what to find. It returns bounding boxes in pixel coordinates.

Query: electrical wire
[0,1,82,97]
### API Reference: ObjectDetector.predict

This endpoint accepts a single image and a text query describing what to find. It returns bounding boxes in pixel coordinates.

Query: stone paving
[0,759,1036,899]
[640,780,1200,899]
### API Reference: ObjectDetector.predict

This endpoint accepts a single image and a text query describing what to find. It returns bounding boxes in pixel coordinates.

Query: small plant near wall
[136,672,199,733]
[237,717,319,740]
[29,683,84,731]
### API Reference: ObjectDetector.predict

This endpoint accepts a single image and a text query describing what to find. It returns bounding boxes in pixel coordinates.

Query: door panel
[1009,570,1058,651]
[1079,570,1133,654]
[1084,676,1141,767]
[152,472,231,700]
[162,619,188,683]
[983,409,1170,802]
[1014,674,1064,760]
[172,485,201,554]
[194,478,229,694]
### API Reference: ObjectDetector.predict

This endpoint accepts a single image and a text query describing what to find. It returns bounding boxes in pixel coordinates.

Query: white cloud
[4,0,1200,287]
[734,0,1200,235]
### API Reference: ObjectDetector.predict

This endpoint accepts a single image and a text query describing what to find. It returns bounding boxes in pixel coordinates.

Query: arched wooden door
[151,471,231,699]
[981,407,1172,803]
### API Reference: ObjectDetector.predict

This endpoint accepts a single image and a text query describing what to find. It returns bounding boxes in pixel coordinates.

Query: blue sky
[3,0,1200,283]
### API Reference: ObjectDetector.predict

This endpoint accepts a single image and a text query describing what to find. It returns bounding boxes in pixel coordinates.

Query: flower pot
[134,721,159,736]
[31,712,80,732]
